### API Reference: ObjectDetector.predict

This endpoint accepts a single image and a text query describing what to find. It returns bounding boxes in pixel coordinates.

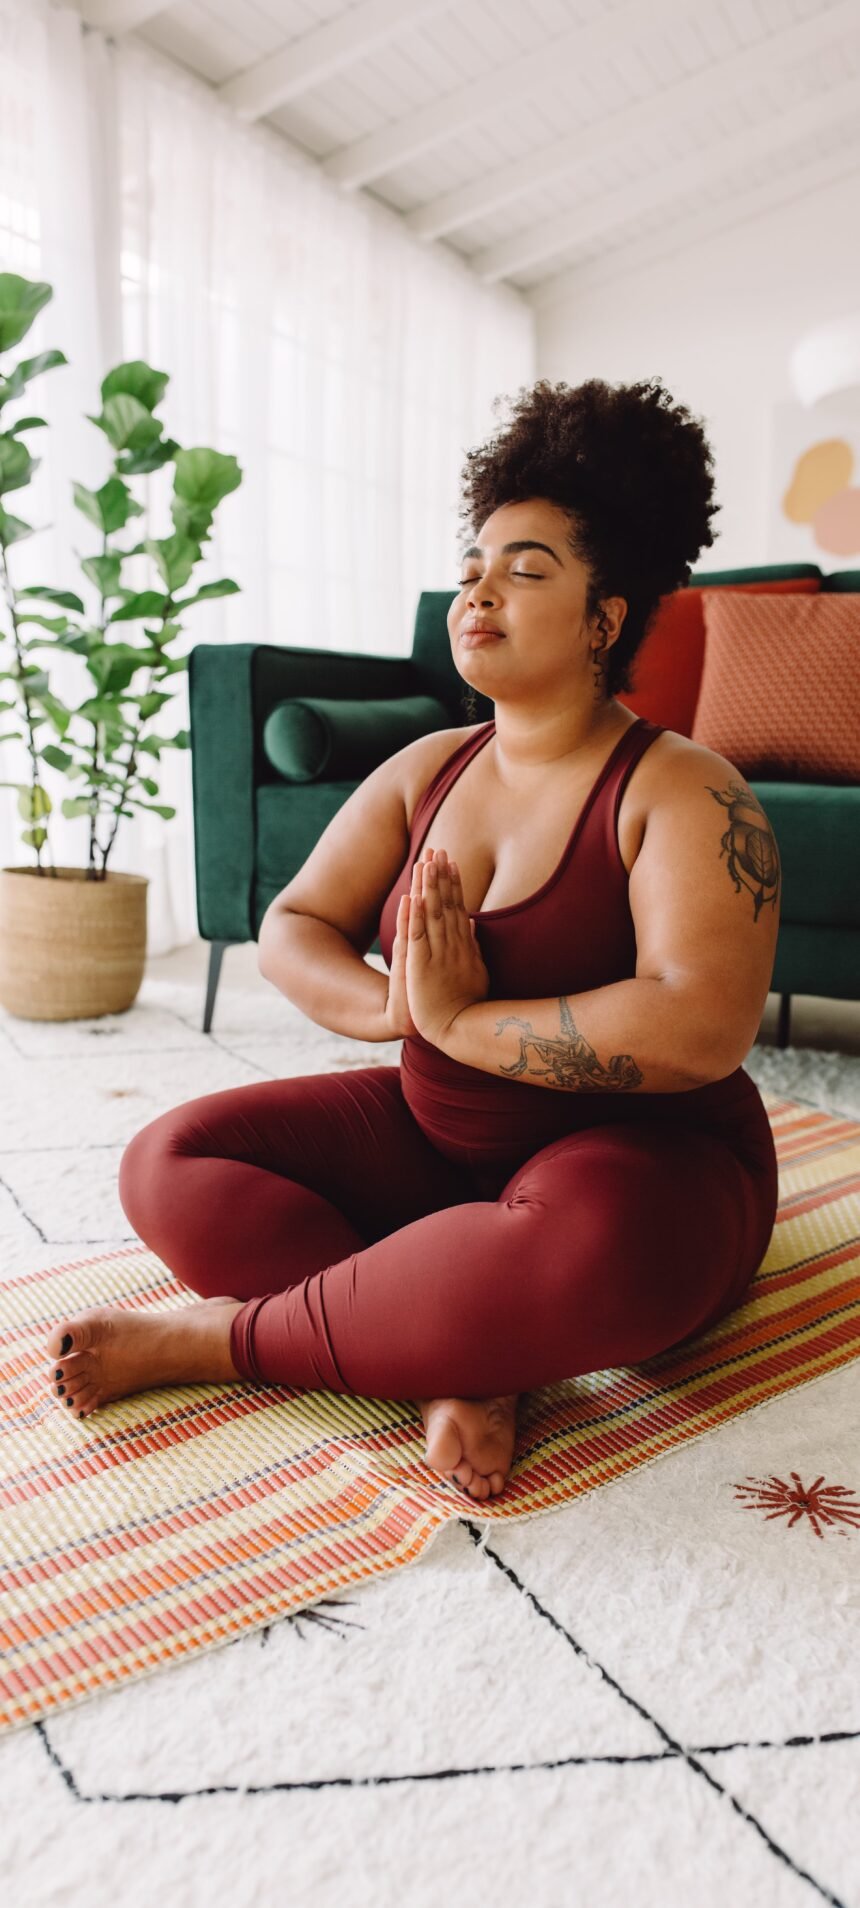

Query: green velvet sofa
[188,561,860,1044]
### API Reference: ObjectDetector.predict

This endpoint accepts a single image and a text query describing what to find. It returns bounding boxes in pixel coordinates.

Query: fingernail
[60,1333,73,1355]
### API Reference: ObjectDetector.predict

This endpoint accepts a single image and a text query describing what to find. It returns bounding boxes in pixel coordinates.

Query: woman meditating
[46,375,781,1503]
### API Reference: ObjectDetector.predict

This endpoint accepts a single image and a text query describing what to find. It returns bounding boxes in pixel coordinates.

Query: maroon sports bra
[379,715,662,999]
[376,716,770,1178]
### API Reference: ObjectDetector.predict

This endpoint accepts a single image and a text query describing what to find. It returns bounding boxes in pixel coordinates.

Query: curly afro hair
[456,375,721,699]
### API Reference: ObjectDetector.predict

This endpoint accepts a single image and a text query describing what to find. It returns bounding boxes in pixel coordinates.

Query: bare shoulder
[636,728,774,823]
[399,724,477,831]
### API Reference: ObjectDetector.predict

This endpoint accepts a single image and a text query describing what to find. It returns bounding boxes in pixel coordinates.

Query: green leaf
[85,643,161,697]
[142,532,200,593]
[109,590,169,622]
[0,505,34,546]
[0,275,54,352]
[0,434,37,495]
[173,448,242,511]
[15,613,70,633]
[136,689,173,718]
[18,783,51,820]
[116,435,180,477]
[60,797,94,820]
[101,361,170,413]
[172,576,240,610]
[86,393,163,454]
[72,475,145,534]
[21,826,48,848]
[16,585,86,612]
[7,415,47,434]
[40,745,75,773]
[171,496,214,543]
[138,776,159,797]
[0,347,67,403]
[80,552,125,598]
[125,798,176,820]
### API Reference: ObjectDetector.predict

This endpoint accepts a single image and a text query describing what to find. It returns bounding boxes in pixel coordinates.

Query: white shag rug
[1,971,858,1908]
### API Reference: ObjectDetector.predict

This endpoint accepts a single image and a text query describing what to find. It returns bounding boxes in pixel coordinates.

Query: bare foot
[45,1298,246,1419]
[418,1394,519,1501]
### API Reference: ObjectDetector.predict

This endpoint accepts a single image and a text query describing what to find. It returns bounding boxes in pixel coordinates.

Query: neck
[488,698,635,778]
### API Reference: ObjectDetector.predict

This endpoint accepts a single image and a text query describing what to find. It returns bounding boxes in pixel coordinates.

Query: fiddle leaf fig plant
[0,273,242,879]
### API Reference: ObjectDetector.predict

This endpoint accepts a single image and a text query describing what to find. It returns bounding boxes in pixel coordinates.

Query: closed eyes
[456,571,545,585]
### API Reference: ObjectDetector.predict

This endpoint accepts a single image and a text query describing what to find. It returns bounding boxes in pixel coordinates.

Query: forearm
[258,909,389,1042]
[443,976,724,1093]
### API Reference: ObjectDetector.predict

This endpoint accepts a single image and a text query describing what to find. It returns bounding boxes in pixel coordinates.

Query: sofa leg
[776,992,792,1050]
[203,940,229,1034]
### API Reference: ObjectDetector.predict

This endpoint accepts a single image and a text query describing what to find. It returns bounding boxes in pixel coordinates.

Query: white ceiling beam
[407,0,860,241]
[527,133,860,310]
[74,0,170,28]
[322,0,688,190]
[218,0,449,122]
[472,68,860,284]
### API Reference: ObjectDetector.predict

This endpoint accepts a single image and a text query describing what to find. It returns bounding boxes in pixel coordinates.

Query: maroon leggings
[117,1065,774,1401]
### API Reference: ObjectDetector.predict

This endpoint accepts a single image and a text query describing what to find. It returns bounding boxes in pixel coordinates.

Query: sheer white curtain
[0,0,535,953]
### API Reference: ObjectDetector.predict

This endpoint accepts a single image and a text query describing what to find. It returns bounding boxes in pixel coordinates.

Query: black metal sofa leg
[203,940,230,1034]
[776,993,792,1050]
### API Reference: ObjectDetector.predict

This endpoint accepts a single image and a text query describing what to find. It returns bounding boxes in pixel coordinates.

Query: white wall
[530,164,860,573]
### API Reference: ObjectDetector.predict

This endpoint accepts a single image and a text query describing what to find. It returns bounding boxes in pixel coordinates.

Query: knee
[117,1109,188,1234]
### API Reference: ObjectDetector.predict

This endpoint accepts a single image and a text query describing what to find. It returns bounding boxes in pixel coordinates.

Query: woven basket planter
[0,866,148,1021]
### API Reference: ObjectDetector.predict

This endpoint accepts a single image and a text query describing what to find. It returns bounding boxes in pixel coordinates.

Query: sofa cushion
[693,592,860,782]
[747,782,860,928]
[263,694,452,783]
[617,574,821,736]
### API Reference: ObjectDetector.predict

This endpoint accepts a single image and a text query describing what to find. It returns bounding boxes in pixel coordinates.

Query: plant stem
[0,540,56,877]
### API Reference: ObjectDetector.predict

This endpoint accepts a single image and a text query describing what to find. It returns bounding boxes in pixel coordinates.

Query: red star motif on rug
[733,1472,860,1539]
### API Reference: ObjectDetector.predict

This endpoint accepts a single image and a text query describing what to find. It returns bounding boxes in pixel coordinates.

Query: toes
[72,1386,99,1421]
[50,1356,91,1398]
[46,1315,94,1361]
[488,1471,506,1495]
[423,1408,464,1479]
[466,1472,491,1501]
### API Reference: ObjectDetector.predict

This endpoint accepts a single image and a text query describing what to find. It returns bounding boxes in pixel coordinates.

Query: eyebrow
[462,539,564,567]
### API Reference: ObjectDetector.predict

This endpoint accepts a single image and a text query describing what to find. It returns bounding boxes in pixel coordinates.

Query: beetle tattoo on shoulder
[494,994,643,1091]
[705,780,781,922]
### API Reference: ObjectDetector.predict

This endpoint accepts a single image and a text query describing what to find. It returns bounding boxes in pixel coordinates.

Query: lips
[462,625,504,637]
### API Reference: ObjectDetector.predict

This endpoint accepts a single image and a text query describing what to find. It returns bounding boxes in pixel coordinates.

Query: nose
[468,581,500,606]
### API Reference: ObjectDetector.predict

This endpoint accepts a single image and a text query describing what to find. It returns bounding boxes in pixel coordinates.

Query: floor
[3,934,859,1907]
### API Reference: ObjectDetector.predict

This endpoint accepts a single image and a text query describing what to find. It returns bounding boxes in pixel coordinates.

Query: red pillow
[617,577,821,735]
[691,590,860,782]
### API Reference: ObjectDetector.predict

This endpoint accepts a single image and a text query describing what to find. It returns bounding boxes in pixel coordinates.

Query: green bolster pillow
[262,694,453,783]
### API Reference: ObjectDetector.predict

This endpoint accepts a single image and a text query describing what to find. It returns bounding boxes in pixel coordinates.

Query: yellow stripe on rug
[0,1089,857,1735]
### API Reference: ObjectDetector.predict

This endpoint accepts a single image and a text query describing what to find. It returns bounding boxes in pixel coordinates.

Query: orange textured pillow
[692,591,860,782]
[617,576,820,736]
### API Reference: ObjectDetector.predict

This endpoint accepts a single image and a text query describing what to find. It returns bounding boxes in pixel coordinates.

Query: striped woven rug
[1,1089,858,1737]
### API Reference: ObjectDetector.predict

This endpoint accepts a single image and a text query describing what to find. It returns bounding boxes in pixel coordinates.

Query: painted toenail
[57,1385,65,1396]
[65,1398,73,1407]
[55,1369,63,1380]
[59,1334,73,1355]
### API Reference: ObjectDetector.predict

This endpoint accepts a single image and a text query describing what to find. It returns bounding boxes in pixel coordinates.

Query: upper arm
[259,728,465,959]
[628,746,782,1073]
